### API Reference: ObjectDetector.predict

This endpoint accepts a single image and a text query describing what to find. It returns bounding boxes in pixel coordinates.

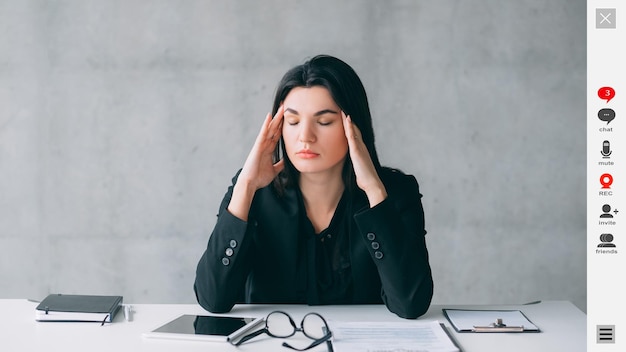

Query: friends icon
[597,233,616,248]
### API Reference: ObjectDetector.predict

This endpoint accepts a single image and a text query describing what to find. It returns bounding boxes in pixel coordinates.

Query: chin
[292,164,324,174]
[292,160,346,176]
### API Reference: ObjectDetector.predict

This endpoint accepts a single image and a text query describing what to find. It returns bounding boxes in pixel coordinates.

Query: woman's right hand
[227,106,285,221]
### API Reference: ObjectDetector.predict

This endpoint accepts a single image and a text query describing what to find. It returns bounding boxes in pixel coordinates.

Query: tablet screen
[146,314,263,341]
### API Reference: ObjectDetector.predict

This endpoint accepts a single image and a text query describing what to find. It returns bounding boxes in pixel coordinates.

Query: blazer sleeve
[194,172,256,313]
[353,170,434,319]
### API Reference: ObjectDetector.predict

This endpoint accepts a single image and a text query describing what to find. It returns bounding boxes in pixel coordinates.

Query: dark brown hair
[271,55,381,195]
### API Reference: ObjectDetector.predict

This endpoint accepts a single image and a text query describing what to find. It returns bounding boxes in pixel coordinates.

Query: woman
[194,55,433,319]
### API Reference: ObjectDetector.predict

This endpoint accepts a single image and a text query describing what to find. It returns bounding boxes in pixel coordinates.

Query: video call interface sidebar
[588,1,624,350]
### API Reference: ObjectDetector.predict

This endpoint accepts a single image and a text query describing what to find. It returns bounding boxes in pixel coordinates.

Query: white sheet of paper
[330,320,459,352]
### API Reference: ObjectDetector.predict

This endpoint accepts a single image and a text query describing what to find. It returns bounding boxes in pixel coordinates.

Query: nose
[298,121,316,143]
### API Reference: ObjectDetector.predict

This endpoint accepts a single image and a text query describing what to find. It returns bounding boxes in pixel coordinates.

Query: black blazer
[194,167,433,319]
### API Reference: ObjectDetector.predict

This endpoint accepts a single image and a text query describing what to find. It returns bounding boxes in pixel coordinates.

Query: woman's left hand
[342,112,388,207]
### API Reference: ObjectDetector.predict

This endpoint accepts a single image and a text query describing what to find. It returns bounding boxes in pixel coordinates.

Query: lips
[296,149,319,159]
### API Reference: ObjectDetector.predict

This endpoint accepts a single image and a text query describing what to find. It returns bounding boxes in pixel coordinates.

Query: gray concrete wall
[0,1,586,312]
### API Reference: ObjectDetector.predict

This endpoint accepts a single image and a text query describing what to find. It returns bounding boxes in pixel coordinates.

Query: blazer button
[367,232,376,241]
[225,248,234,257]
[229,240,238,248]
[222,257,230,266]
[374,251,384,260]
[371,241,380,250]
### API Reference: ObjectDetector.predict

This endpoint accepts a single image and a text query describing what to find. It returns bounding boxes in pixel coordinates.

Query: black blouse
[296,190,354,305]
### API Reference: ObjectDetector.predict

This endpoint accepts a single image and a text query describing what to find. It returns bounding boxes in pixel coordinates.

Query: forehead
[283,86,338,111]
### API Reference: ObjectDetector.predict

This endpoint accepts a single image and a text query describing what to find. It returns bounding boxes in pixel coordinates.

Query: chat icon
[598,87,615,103]
[598,108,615,124]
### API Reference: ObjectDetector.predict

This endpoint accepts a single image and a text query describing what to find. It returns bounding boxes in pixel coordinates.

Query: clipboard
[442,309,540,333]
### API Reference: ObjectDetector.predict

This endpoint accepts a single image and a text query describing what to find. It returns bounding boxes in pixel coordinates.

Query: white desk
[2,299,585,351]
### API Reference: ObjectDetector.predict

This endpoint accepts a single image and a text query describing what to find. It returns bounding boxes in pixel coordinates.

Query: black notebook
[35,294,123,323]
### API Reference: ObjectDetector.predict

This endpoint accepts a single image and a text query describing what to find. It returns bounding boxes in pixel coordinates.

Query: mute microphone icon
[601,140,612,158]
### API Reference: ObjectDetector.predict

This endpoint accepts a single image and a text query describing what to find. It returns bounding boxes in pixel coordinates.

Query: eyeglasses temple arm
[282,332,332,351]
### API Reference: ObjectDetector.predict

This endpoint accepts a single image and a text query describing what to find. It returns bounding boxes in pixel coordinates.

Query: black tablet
[143,314,264,342]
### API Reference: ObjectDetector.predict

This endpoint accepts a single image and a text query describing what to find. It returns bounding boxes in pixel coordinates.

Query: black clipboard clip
[473,318,524,332]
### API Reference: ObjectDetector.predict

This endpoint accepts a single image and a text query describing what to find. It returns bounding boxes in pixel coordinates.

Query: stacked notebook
[35,294,123,323]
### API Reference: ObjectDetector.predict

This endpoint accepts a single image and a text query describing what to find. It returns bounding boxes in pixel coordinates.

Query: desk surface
[2,299,585,352]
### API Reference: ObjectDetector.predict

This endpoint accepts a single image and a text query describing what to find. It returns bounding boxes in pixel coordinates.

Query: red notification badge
[598,87,615,103]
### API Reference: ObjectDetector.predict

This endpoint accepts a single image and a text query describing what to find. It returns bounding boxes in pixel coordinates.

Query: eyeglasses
[232,311,333,351]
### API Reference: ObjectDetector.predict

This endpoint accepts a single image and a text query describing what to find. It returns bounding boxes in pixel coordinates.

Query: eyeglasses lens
[302,313,329,340]
[266,311,296,338]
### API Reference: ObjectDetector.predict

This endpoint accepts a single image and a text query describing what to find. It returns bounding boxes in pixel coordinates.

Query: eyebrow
[284,108,339,116]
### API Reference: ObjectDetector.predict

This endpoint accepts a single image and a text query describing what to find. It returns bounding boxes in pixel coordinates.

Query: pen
[123,305,133,322]
[227,317,265,343]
